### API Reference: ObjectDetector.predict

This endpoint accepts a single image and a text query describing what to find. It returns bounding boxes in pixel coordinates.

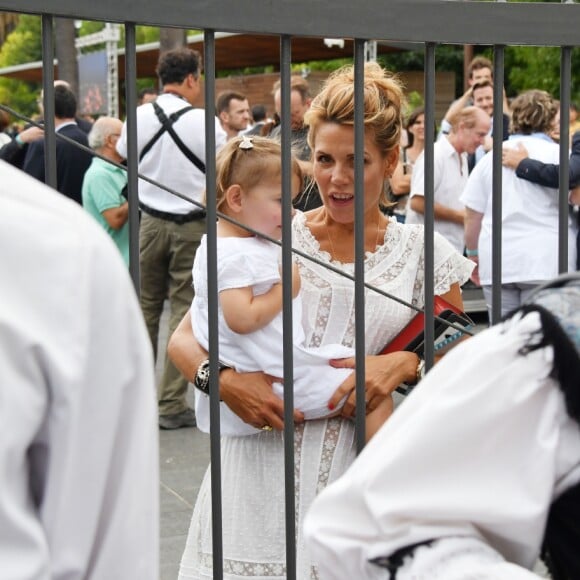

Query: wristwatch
[194,358,231,395]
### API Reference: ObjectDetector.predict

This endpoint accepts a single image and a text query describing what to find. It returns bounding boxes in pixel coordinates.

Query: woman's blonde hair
[213,136,303,211]
[305,61,405,157]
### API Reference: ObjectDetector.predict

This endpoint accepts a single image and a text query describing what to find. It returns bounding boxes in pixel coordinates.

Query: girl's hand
[327,352,419,418]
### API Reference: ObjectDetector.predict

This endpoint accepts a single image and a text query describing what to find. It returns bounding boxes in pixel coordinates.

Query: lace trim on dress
[199,553,287,577]
[316,417,343,494]
[202,421,338,579]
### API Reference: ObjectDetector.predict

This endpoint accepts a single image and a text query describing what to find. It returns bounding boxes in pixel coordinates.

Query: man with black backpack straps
[117,48,226,430]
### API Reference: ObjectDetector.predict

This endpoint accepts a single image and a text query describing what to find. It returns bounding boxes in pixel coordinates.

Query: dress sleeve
[432,233,474,295]
[217,248,280,293]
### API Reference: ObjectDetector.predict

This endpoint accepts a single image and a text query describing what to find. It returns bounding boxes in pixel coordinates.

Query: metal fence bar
[41,14,57,190]
[559,46,572,274]
[353,38,367,453]
[279,33,297,580]
[423,42,436,370]
[123,22,140,292]
[203,28,225,580]
[491,45,505,325]
[6,0,580,47]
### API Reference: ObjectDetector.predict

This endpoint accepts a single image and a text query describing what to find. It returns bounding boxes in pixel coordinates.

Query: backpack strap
[147,101,206,174]
[138,103,192,162]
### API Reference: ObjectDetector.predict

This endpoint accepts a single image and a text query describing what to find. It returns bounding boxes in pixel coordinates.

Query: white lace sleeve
[413,233,474,306]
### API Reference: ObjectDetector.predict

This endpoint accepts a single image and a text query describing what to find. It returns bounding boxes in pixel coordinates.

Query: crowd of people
[1,47,579,579]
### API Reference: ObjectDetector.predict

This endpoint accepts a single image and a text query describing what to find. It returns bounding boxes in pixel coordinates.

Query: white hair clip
[239,136,254,150]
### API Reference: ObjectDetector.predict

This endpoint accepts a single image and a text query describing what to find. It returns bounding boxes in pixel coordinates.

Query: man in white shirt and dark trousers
[405,106,490,254]
[117,48,227,429]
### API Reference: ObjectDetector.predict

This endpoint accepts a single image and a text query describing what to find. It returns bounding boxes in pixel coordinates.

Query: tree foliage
[503,45,580,105]
[0,14,42,119]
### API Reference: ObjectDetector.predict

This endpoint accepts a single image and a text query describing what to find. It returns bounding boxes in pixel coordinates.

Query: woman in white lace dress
[169,62,474,579]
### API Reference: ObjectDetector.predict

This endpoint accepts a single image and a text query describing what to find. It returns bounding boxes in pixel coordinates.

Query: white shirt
[406,136,468,253]
[0,162,159,579]
[461,135,577,285]
[304,311,580,579]
[116,93,227,214]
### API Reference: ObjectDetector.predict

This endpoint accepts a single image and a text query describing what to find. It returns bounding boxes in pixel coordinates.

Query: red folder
[380,296,473,357]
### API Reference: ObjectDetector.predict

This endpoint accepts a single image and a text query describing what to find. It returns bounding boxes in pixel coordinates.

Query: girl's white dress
[178,214,473,579]
[191,235,354,436]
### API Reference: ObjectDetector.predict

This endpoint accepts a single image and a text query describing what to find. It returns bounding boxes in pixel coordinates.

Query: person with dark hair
[216,90,251,139]
[138,86,158,106]
[243,103,268,136]
[305,273,580,580]
[388,106,425,222]
[269,75,322,211]
[116,48,227,430]
[21,84,93,205]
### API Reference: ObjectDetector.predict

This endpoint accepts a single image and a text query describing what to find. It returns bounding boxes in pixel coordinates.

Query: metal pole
[423,43,436,370]
[124,23,140,293]
[491,46,504,324]
[41,14,57,190]
[204,29,224,580]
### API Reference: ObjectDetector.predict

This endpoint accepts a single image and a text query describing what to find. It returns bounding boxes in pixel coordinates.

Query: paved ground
[159,389,209,580]
[155,306,549,579]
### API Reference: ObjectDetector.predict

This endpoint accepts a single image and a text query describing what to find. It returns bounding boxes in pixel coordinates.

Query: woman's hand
[220,369,305,431]
[168,310,304,431]
[327,351,419,418]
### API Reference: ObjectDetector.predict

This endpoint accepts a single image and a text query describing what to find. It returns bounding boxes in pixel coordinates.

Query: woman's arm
[220,284,284,334]
[167,310,304,430]
[220,263,301,335]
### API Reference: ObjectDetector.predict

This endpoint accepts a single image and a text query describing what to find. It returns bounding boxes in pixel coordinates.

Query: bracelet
[465,248,479,257]
[415,358,426,383]
[406,357,425,387]
[15,134,24,147]
[194,358,231,396]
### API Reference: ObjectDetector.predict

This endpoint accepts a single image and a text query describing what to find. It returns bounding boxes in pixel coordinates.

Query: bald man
[82,116,129,264]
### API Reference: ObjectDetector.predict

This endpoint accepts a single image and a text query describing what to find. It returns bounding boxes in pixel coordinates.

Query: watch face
[195,360,211,391]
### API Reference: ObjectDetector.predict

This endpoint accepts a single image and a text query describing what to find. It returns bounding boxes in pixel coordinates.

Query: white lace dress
[178,214,473,580]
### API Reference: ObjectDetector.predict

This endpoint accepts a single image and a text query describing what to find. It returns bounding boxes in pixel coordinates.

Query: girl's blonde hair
[214,136,303,211]
[305,61,405,157]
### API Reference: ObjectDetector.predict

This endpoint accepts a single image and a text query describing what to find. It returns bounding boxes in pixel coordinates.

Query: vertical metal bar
[124,23,140,293]
[423,43,436,370]
[279,35,297,580]
[491,46,504,325]
[559,47,571,274]
[204,29,224,580]
[353,39,367,454]
[41,14,57,190]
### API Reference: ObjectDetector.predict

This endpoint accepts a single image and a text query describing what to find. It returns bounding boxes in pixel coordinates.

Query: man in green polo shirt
[82,117,129,265]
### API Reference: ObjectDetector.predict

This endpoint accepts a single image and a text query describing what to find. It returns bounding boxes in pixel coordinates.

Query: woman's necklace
[325,212,384,263]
